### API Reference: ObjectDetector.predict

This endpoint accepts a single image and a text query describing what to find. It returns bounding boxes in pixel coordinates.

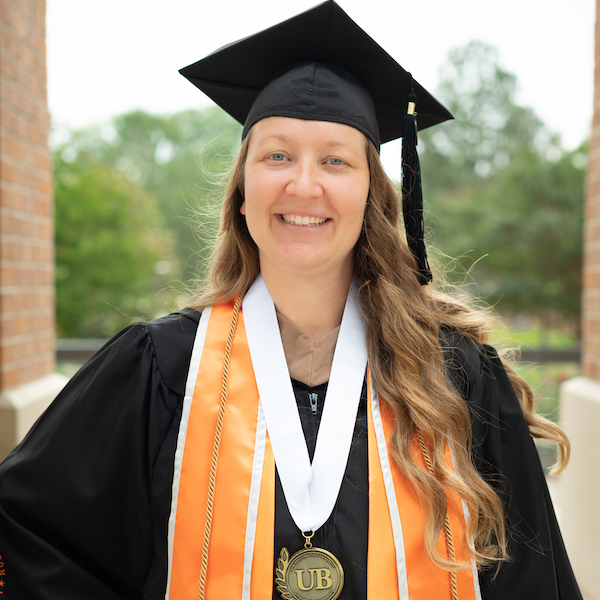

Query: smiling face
[241,117,370,285]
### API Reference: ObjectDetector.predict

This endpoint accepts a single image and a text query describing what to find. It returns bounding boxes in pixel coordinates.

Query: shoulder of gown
[0,309,201,600]
[439,326,582,600]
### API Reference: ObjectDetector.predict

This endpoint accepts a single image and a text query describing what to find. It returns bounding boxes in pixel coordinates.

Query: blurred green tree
[431,145,585,328]
[419,41,585,332]
[105,108,242,279]
[420,41,555,192]
[54,152,177,337]
[57,107,242,281]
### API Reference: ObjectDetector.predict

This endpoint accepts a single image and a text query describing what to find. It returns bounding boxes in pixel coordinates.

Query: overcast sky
[47,0,595,171]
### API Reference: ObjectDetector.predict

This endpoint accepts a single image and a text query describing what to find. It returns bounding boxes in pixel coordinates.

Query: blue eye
[327,158,344,166]
[270,153,286,161]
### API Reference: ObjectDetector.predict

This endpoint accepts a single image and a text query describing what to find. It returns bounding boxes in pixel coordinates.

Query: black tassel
[402,78,432,285]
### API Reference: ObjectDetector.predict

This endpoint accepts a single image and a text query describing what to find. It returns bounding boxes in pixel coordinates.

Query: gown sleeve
[0,310,199,600]
[443,330,583,600]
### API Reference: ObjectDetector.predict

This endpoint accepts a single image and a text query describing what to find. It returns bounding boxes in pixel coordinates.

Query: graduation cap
[180,0,452,284]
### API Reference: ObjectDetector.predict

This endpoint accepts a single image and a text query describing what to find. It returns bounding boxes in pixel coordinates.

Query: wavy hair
[191,132,570,571]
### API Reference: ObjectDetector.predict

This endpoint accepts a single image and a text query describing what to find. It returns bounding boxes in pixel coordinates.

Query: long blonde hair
[192,133,570,571]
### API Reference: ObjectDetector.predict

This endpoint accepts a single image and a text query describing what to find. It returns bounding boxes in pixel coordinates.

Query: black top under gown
[0,309,582,599]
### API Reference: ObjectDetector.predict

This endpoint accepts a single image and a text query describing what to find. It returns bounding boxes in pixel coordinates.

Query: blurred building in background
[0,0,66,459]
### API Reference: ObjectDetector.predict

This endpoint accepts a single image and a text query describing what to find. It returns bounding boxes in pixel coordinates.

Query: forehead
[248,117,368,150]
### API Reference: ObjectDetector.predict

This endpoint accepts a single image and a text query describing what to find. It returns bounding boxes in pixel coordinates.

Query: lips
[281,214,328,226]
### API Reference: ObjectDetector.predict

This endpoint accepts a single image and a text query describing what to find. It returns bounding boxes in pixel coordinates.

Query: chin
[280,255,352,279]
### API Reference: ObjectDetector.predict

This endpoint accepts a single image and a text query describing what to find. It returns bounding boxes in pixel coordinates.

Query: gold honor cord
[198,293,244,600]
[416,431,459,600]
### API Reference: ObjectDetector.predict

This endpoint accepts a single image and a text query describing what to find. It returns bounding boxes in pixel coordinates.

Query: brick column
[559,0,600,596]
[0,0,67,459]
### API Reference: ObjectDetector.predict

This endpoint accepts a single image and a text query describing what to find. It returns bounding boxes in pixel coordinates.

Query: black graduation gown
[0,309,582,599]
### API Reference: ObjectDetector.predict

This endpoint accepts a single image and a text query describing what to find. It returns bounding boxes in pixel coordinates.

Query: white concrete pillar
[560,376,600,600]
[0,372,67,461]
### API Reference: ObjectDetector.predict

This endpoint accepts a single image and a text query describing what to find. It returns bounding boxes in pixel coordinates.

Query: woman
[0,2,582,599]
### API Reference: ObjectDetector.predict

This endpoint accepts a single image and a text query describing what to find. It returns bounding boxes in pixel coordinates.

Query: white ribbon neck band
[242,275,368,533]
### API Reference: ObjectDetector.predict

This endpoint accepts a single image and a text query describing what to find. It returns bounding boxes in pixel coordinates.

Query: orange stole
[167,300,479,599]
[367,394,478,600]
[168,301,275,599]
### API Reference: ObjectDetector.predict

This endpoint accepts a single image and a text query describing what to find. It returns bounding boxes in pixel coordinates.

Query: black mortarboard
[180,0,452,284]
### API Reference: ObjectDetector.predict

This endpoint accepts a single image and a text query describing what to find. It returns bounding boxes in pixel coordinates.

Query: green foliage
[420,41,586,330]
[420,41,552,191]
[54,152,177,337]
[105,108,241,277]
[57,107,242,280]
[54,106,241,337]
[432,145,585,322]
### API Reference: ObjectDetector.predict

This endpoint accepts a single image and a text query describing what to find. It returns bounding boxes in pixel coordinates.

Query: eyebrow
[261,134,289,143]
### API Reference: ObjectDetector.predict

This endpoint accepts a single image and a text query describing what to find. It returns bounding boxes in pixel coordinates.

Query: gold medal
[275,532,344,600]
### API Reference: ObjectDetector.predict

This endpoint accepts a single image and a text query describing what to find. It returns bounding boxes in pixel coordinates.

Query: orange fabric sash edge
[368,379,480,600]
[168,302,274,599]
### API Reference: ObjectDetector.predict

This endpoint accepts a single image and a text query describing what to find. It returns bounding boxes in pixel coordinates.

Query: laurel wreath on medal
[275,547,294,600]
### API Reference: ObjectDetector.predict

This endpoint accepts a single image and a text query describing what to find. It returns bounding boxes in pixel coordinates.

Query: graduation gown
[0,309,582,599]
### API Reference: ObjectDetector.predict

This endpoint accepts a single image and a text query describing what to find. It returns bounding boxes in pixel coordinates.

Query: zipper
[308,392,318,415]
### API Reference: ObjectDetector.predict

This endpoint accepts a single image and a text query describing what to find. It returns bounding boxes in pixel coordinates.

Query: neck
[260,265,352,340]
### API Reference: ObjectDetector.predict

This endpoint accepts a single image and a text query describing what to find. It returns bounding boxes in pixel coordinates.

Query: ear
[240,200,246,215]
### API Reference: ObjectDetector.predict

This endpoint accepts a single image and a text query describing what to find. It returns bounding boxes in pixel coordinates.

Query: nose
[285,162,324,199]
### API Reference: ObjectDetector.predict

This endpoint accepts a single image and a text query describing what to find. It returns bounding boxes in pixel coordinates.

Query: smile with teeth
[281,214,328,226]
